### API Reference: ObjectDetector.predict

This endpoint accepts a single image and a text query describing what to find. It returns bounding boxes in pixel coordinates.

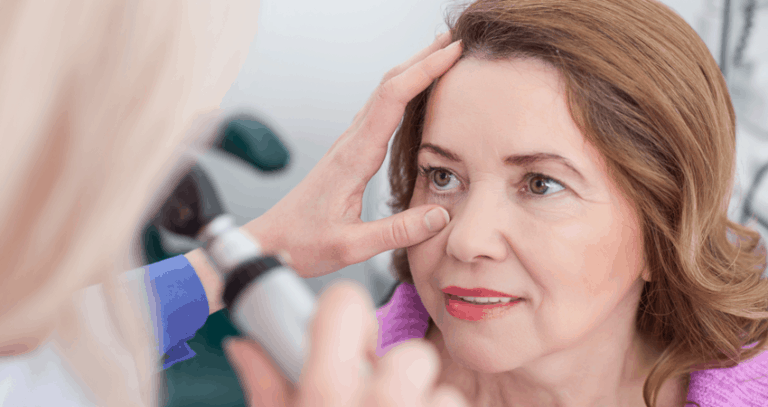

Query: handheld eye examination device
[151,116,316,384]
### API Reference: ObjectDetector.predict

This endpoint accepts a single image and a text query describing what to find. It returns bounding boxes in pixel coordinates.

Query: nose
[445,185,510,264]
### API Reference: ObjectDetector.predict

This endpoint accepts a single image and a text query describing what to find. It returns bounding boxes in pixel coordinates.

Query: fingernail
[424,207,450,232]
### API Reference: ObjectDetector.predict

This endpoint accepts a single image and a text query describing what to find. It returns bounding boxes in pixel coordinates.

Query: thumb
[348,206,450,264]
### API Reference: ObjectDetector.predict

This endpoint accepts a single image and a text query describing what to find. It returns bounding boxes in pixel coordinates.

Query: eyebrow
[417,143,586,182]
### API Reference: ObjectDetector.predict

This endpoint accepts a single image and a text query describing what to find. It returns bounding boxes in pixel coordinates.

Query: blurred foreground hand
[224,280,468,407]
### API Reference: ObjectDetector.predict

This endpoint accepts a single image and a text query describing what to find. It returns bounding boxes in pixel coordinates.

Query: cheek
[512,212,643,348]
[524,204,644,335]
[406,233,445,281]
[406,187,444,276]
[541,217,642,295]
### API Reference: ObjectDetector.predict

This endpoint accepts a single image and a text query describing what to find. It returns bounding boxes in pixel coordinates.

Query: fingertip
[319,279,375,315]
[382,339,440,388]
[434,31,451,45]
[222,336,239,354]
[307,280,376,366]
[411,339,441,369]
[223,336,268,366]
[432,386,469,407]
[424,206,450,233]
[222,337,245,370]
[446,39,463,53]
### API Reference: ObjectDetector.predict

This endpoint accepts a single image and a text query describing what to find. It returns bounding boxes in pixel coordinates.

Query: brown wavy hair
[386,1,768,406]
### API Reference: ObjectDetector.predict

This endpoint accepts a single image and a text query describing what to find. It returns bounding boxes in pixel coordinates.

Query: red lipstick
[441,286,523,321]
[441,286,518,298]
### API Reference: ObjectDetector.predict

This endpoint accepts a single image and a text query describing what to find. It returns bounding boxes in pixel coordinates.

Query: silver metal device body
[229,265,317,384]
[197,215,262,274]
[199,214,317,384]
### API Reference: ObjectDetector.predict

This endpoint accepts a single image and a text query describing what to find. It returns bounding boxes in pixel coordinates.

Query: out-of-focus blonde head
[0,0,259,405]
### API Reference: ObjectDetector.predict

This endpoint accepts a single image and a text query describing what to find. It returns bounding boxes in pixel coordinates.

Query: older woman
[376,0,768,406]
[91,1,767,406]
[0,1,470,406]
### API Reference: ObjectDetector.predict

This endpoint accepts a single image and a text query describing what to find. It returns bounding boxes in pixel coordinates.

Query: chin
[444,339,520,374]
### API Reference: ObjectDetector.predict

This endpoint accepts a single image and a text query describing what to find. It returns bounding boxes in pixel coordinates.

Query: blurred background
[148,0,768,405]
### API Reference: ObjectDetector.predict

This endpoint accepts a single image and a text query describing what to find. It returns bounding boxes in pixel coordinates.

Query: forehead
[422,57,595,166]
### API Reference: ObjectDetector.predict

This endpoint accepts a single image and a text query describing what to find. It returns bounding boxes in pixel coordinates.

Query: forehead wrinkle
[421,57,600,192]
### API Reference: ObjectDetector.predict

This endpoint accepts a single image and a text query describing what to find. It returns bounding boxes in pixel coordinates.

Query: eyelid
[418,164,462,194]
[520,172,567,199]
[417,163,569,199]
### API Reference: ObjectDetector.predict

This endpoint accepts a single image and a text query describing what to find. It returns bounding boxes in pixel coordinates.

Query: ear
[640,257,652,283]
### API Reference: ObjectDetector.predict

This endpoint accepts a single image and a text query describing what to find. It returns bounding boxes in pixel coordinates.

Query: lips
[441,286,519,298]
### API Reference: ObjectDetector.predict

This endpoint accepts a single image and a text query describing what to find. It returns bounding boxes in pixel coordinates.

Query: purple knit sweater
[375,283,768,406]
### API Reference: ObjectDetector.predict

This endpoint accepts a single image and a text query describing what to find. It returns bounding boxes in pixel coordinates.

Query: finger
[431,385,470,407]
[368,340,441,406]
[350,32,453,127]
[355,40,462,150]
[223,337,293,407]
[380,32,453,86]
[296,280,377,407]
[366,303,382,370]
[346,206,450,265]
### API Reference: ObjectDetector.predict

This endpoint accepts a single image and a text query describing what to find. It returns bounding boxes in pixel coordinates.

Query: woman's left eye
[524,174,565,196]
[418,165,461,192]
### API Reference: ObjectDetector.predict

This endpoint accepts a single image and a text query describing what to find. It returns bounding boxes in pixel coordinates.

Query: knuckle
[377,80,393,100]
[328,137,355,167]
[381,66,400,85]
[385,216,411,248]
[335,238,355,266]
[377,79,399,105]
[351,109,364,124]
[413,64,433,88]
[381,72,415,106]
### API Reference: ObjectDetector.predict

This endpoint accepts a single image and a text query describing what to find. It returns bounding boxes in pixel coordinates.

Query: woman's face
[407,57,649,372]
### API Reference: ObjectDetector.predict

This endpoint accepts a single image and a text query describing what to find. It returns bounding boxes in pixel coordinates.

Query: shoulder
[687,346,768,406]
[375,282,431,358]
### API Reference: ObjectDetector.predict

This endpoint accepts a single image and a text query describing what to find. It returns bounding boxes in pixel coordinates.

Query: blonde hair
[0,1,258,405]
[387,1,768,406]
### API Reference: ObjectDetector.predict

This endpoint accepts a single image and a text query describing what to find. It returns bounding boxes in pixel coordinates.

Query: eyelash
[417,164,567,200]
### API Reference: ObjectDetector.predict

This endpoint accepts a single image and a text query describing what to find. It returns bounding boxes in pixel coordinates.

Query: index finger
[350,32,454,127]
[356,40,462,147]
[380,32,453,84]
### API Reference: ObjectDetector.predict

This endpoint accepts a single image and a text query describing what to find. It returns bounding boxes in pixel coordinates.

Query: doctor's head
[0,1,259,405]
[386,0,768,404]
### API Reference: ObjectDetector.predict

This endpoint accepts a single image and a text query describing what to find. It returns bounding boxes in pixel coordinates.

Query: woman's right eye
[418,165,461,192]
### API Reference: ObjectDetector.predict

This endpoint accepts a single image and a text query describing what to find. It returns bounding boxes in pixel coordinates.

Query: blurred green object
[142,222,186,265]
[158,309,246,407]
[217,119,290,173]
[147,115,291,406]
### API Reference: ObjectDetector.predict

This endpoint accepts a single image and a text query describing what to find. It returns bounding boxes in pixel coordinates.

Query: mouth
[444,293,518,305]
[441,286,520,301]
[441,286,523,321]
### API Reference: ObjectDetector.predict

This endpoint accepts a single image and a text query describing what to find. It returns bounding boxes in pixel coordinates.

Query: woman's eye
[526,174,565,196]
[419,165,461,192]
